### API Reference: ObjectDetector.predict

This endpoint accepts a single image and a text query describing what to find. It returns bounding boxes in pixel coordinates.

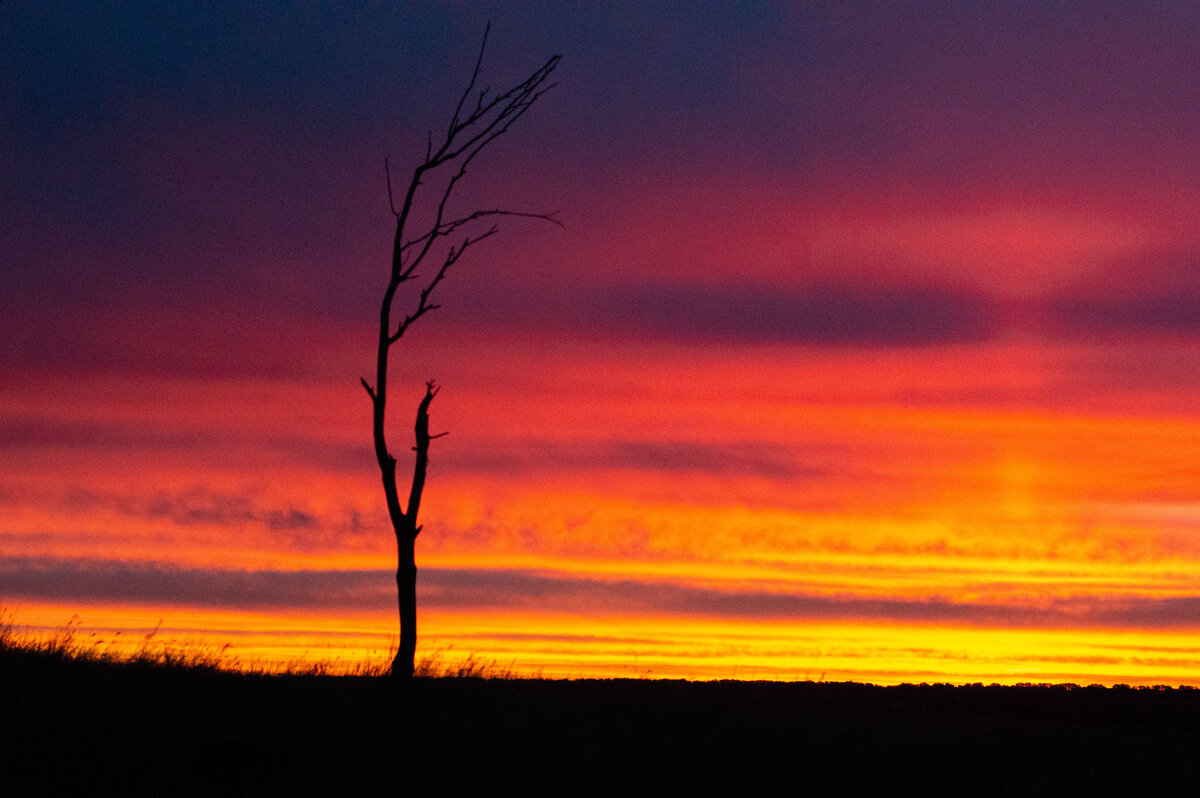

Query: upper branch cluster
[378,23,562,350]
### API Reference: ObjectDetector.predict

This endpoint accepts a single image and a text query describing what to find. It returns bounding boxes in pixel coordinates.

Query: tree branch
[400,208,562,254]
[387,227,498,344]
[439,62,560,165]
[404,380,441,531]
[447,22,490,144]
[384,159,398,218]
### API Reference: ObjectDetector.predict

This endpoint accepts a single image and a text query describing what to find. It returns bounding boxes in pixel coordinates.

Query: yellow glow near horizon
[4,341,1200,684]
[9,602,1200,686]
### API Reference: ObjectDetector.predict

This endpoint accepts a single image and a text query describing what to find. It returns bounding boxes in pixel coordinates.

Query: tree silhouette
[361,25,560,678]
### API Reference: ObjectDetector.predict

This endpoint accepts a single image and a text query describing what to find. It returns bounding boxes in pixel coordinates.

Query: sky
[4,4,1200,683]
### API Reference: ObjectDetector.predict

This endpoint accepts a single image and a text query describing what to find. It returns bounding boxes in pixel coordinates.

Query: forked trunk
[373,382,438,680]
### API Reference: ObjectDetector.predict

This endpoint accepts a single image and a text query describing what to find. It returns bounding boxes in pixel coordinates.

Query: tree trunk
[374,382,437,680]
[393,522,417,678]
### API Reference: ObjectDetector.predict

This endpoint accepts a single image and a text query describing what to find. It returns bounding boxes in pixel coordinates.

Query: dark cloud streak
[450,278,1001,347]
[5,558,1200,631]
[0,417,372,473]
[1,417,822,482]
[1051,290,1200,337]
[443,439,821,480]
[600,281,999,346]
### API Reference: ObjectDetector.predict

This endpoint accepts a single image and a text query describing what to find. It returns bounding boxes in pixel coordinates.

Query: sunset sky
[5,5,1200,683]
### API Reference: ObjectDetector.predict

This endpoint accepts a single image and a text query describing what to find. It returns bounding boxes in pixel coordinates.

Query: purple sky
[7,5,1200,379]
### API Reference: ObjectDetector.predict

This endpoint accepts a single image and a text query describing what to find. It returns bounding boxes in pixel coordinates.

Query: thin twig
[384,158,398,218]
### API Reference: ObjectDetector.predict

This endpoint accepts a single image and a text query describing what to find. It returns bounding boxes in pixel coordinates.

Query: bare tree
[361,25,560,678]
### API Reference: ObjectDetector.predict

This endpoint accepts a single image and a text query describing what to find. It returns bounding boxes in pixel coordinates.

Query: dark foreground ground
[4,648,1200,796]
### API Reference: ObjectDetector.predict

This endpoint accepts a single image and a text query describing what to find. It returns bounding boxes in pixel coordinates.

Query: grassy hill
[3,636,1200,795]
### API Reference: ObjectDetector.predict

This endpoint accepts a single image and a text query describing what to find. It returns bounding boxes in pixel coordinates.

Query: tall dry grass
[0,608,533,679]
